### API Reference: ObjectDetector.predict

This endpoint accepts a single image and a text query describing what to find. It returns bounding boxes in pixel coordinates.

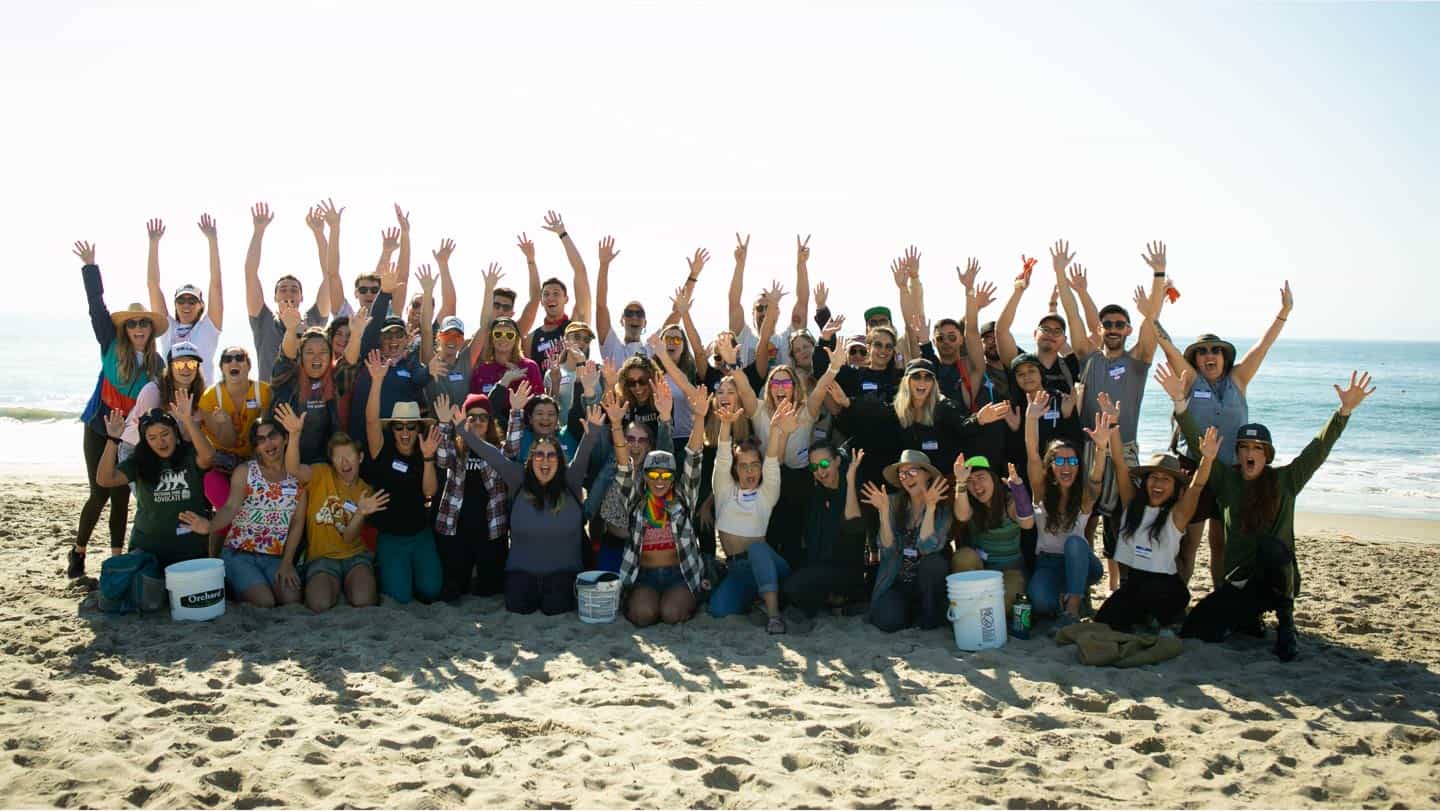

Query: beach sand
[0,478,1437,809]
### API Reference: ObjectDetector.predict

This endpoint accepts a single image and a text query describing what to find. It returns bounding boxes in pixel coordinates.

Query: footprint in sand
[1131,737,1166,755]
[1065,695,1112,714]
[669,756,701,771]
[702,766,742,791]
[1240,727,1277,742]
[1120,704,1159,721]
[202,769,243,793]
[206,726,236,742]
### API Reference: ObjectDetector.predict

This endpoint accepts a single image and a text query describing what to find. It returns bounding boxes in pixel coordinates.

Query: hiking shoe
[766,615,787,635]
[67,548,86,579]
[1275,625,1298,662]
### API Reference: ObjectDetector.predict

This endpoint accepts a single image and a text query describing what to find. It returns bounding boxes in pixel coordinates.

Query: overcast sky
[7,1,1436,347]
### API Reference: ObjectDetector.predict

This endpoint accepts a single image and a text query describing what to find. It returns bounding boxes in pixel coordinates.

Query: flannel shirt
[433,422,509,540]
[616,446,706,595]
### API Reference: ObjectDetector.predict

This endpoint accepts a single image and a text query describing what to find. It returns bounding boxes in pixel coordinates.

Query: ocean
[2,314,1436,519]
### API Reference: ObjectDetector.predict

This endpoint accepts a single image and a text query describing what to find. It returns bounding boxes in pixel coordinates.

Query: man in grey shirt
[242,203,329,381]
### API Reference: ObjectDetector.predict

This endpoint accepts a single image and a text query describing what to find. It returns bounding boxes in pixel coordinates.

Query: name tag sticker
[281,485,298,497]
[976,549,989,562]
[482,384,496,394]
[862,382,878,392]
[343,501,358,513]
[176,524,192,535]
[448,372,464,382]
[396,369,411,378]
[1134,543,1153,559]
[245,399,260,409]
[1044,410,1060,421]
[391,459,409,473]
[812,427,826,443]
[903,547,919,559]
[1192,390,1212,400]
[921,440,939,451]
[738,491,758,504]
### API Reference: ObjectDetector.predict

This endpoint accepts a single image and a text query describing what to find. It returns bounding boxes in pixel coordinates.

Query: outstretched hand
[860,482,890,513]
[1153,363,1193,404]
[73,240,97,265]
[1334,370,1375,416]
[196,213,217,240]
[1142,240,1167,275]
[1049,239,1075,276]
[1199,425,1221,460]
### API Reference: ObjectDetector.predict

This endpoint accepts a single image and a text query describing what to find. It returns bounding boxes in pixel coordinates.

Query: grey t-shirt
[248,302,325,383]
[1079,349,1150,444]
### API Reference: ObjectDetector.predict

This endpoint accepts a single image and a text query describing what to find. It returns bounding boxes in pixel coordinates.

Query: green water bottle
[1011,593,1032,640]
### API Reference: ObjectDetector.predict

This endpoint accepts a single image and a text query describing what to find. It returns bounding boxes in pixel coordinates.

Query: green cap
[965,455,991,470]
[863,306,892,323]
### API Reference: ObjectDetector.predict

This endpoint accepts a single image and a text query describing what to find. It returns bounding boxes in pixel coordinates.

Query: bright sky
[7,1,1437,349]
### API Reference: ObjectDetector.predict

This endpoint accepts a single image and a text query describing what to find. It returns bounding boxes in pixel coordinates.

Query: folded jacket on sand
[1054,621,1184,667]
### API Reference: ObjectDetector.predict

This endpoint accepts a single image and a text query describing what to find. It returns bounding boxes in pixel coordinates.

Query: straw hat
[1130,453,1188,486]
[380,401,434,425]
[883,449,942,487]
[110,303,168,337]
[1182,333,1237,373]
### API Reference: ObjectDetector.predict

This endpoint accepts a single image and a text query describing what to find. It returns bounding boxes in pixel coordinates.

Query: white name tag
[1044,410,1059,421]
[245,399,259,409]
[862,382,878,391]
[176,524,192,535]
[281,485,298,497]
[1109,364,1126,379]
[396,369,411,378]
[811,427,826,443]
[1192,390,1212,400]
[1134,543,1153,559]
[343,501,357,513]
[310,381,322,391]
[902,547,918,559]
[738,490,758,504]
[921,440,939,451]
[391,459,409,473]
[482,384,496,394]
[448,372,464,382]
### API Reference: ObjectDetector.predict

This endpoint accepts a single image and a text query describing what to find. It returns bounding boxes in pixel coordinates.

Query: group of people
[71,203,1375,661]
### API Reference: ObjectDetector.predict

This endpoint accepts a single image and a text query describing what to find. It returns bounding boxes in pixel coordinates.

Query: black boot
[67,547,86,579]
[1274,598,1298,662]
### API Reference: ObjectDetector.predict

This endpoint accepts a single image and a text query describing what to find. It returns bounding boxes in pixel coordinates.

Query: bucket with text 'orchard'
[165,558,226,621]
[946,570,1007,651]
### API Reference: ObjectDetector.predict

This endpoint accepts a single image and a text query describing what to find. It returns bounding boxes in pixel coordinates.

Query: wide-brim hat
[1130,452,1188,485]
[110,303,168,337]
[381,401,434,424]
[1183,333,1237,372]
[883,449,942,487]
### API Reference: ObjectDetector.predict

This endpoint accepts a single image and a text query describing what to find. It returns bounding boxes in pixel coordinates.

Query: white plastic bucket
[165,559,227,622]
[945,570,1007,651]
[575,570,621,624]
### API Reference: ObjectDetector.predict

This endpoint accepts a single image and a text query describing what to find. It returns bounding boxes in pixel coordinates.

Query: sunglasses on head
[137,408,174,429]
[124,318,152,330]
[491,330,518,341]
[624,377,650,388]
[356,285,379,295]
[1052,456,1081,467]
[1194,345,1226,356]
[645,469,674,481]
[623,308,645,318]
[221,352,248,364]
[808,458,832,472]
[1102,319,1129,330]
[171,358,200,371]
[392,421,420,432]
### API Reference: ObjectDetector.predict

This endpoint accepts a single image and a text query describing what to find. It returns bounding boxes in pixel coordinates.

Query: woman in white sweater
[707,396,799,633]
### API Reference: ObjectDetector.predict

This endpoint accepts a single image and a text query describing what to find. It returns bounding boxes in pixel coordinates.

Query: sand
[0,478,1437,810]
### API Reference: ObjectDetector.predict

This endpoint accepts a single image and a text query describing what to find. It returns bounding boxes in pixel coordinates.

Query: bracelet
[107,435,121,444]
[688,276,698,283]
[1153,272,1165,277]
[423,456,436,463]
[1276,316,1286,322]
[557,231,569,240]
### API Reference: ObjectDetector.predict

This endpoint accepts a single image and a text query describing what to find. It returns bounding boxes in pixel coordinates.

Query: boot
[67,547,86,579]
[1274,598,1298,662]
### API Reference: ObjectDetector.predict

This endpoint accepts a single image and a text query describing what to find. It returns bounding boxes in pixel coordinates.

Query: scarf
[645,491,672,529]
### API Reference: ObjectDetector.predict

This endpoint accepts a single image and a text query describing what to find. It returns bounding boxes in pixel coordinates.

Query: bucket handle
[946,594,986,623]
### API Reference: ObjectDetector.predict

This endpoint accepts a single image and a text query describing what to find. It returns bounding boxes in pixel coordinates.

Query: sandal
[766,615,787,635]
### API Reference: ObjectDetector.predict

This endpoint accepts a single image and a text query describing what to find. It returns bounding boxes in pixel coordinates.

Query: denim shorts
[222,548,283,593]
[305,553,374,583]
[634,565,687,593]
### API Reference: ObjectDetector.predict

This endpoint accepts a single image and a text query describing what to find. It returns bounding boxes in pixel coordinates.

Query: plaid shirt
[617,446,706,595]
[434,422,508,540]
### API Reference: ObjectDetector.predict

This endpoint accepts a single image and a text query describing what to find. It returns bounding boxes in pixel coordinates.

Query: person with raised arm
[181,416,304,608]
[708,400,798,633]
[588,389,674,573]
[726,233,787,368]
[1022,391,1106,624]
[95,396,214,569]
[431,392,510,601]
[243,203,328,382]
[594,235,649,367]
[1166,365,1373,661]
[461,396,602,615]
[1093,416,1219,633]
[72,241,167,578]
[1150,281,1295,588]
[145,215,224,371]
[276,404,384,612]
[863,450,953,632]
[613,387,711,626]
[501,378,583,462]
[360,350,442,604]
[951,455,1037,619]
[517,211,590,364]
[783,444,869,617]
[996,255,1079,395]
[646,274,707,456]
[271,321,340,466]
[346,261,431,448]
[121,342,206,454]
[197,343,272,526]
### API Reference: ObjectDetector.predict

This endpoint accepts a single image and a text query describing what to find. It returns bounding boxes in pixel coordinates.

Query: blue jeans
[376,528,443,604]
[708,542,790,617]
[1028,535,1103,616]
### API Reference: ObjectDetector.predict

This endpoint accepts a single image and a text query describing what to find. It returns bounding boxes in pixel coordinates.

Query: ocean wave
[0,407,81,422]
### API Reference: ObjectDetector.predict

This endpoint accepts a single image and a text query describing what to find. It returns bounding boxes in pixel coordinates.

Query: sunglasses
[736,461,763,472]
[464,412,490,423]
[171,358,200,371]
[355,285,380,295]
[909,372,934,381]
[897,467,922,479]
[848,346,869,356]
[530,449,559,461]
[1052,456,1081,467]
[491,330,518,341]
[255,430,283,443]
[175,296,201,306]
[645,469,675,481]
[124,318,152,329]
[870,342,895,351]
[1102,319,1129,330]
[1038,326,1064,337]
[623,308,645,318]
[663,335,684,347]
[624,377,650,388]
[221,352,249,364]
[808,459,832,472]
[936,333,961,343]
[770,378,794,388]
[392,422,420,432]
[866,318,888,327]
[438,334,465,346]
[625,434,650,445]
[1194,346,1226,356]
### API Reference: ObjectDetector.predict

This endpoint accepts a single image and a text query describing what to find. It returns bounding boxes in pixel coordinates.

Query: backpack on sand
[98,551,166,614]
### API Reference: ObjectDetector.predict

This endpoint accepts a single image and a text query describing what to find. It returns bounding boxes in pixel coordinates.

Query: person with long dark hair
[121,342,206,451]
[95,396,214,568]
[272,326,340,464]
[784,444,869,617]
[432,392,510,601]
[1165,365,1374,661]
[73,240,167,579]
[951,455,1037,618]
[586,387,674,573]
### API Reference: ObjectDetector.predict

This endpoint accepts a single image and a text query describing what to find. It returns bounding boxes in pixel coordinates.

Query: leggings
[79,427,129,550]
[436,530,509,598]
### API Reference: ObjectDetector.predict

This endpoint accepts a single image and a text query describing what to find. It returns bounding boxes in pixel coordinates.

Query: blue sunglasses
[1051,457,1081,467]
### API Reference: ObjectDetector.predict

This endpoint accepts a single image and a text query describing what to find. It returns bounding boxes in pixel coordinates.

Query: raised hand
[1025,389,1051,421]
[1016,255,1037,288]
[381,227,401,253]
[585,403,605,429]
[813,281,829,310]
[1279,280,1294,318]
[771,399,800,434]
[251,202,274,229]
[715,402,744,425]
[860,482,890,512]
[1003,462,1024,488]
[688,385,711,418]
[278,303,303,333]
[350,305,372,337]
[419,425,442,458]
[357,490,390,517]
[510,379,533,413]
[600,358,621,390]
[433,394,457,426]
[377,261,401,294]
[1003,404,1022,432]
[1142,240,1167,275]
[1067,264,1088,292]
[599,235,620,265]
[273,402,305,434]
[1084,410,1116,451]
[715,334,738,366]
[686,248,710,278]
[653,378,674,422]
[1097,391,1120,421]
[1066,383,1085,417]
[1153,363,1192,404]
[889,257,907,289]
[848,448,865,482]
[670,285,692,314]
[600,391,626,426]
[365,348,389,379]
[516,232,536,262]
[733,233,750,265]
[973,280,997,311]
[796,234,811,266]
[977,401,1010,426]
[319,198,344,227]
[169,394,193,426]
[821,314,846,340]
[952,453,971,489]
[578,361,601,395]
[103,409,125,439]
[542,210,566,235]
[433,238,456,265]
[1132,284,1152,318]
[826,380,851,409]
[957,257,981,290]
[922,476,949,507]
[305,207,325,234]
[1334,370,1375,416]
[1199,425,1221,460]
[1050,239,1075,276]
[394,203,411,233]
[1049,285,1061,313]
[428,353,447,379]
[901,245,921,279]
[416,263,437,294]
[146,218,165,242]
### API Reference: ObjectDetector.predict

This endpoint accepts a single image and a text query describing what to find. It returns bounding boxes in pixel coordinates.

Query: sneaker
[1274,625,1298,662]
[66,548,86,579]
[766,615,787,635]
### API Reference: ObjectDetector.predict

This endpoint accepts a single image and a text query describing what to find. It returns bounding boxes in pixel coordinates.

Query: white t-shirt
[162,317,221,375]
[1114,505,1184,575]
[601,330,647,368]
[737,324,790,369]
[1031,504,1091,556]
[750,403,814,470]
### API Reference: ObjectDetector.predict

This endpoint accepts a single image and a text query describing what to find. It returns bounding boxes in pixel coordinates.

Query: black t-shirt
[362,444,430,536]
[1035,353,1081,394]
[528,318,569,366]
[836,364,902,405]
[457,453,491,537]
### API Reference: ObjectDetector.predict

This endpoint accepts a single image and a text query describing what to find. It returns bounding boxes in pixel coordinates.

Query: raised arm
[95,412,130,488]
[198,213,224,329]
[416,264,437,365]
[995,262,1030,365]
[1288,371,1370,493]
[805,362,841,420]
[753,279,785,379]
[792,235,811,330]
[471,263,503,365]
[363,350,387,460]
[566,405,603,492]
[647,331,700,401]
[144,219,172,335]
[244,203,274,319]
[392,204,412,314]
[1134,241,1170,364]
[1050,240,1094,357]
[433,238,457,322]
[728,233,749,334]
[1173,426,1219,529]
[1066,264,1102,341]
[275,403,313,483]
[305,205,330,305]
[319,200,346,317]
[1093,410,1132,508]
[861,481,895,548]
[843,448,865,519]
[1023,389,1050,502]
[515,232,541,336]
[594,235,620,347]
[1232,281,1293,391]
[542,211,591,324]
[171,395,213,470]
